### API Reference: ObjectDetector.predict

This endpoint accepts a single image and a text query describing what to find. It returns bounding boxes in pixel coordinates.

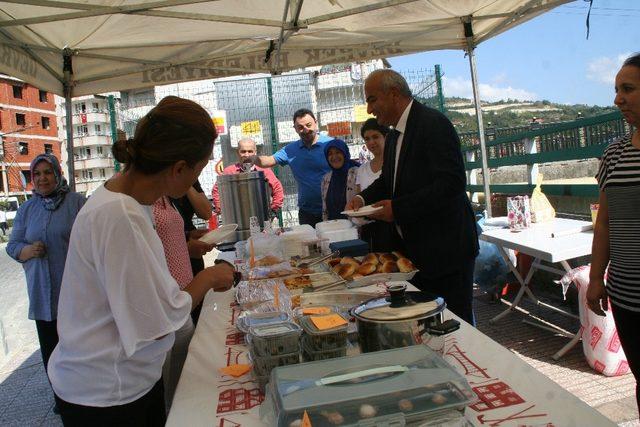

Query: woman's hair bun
[112,138,134,164]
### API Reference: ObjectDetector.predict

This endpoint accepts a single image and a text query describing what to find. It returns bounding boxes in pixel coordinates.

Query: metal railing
[463,111,631,198]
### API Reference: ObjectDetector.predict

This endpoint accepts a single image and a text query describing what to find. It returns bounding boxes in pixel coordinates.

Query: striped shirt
[596,133,640,312]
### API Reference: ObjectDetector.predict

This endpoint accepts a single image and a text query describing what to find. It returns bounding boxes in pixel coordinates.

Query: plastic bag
[557,266,629,376]
[235,279,292,313]
[530,174,555,223]
[474,218,515,295]
[246,234,284,265]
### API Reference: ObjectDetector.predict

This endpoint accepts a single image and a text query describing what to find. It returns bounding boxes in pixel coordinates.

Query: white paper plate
[198,224,238,245]
[341,204,383,218]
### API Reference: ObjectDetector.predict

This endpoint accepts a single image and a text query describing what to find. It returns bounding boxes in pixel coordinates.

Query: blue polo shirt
[273,134,334,215]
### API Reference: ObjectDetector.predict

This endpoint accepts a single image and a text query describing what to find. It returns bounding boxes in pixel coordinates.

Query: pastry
[379,253,398,263]
[340,256,360,267]
[336,263,356,279]
[380,261,399,273]
[392,251,405,259]
[327,258,342,267]
[397,257,416,273]
[356,262,377,276]
[283,276,312,290]
[362,253,379,265]
[255,255,282,267]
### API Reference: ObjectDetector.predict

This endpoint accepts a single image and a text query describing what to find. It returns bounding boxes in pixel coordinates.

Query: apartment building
[0,75,60,196]
[57,95,117,195]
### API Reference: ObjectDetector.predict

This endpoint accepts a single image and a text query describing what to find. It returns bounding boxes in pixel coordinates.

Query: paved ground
[0,243,638,426]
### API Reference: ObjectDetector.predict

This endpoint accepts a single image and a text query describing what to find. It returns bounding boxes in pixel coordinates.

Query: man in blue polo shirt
[251,108,333,226]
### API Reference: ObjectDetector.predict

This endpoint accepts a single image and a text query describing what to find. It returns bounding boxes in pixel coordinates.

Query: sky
[387,0,639,106]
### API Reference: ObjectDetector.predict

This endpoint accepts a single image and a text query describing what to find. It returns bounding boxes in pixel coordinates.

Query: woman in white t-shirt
[48,96,235,426]
[356,118,395,251]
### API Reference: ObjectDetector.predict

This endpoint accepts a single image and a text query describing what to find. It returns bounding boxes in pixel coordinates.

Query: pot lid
[352,284,445,322]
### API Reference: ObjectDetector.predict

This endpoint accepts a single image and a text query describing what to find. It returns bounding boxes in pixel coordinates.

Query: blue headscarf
[324,139,359,220]
[30,154,70,211]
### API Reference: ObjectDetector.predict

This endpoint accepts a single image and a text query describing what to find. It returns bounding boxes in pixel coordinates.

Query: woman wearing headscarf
[320,139,359,221]
[6,153,86,403]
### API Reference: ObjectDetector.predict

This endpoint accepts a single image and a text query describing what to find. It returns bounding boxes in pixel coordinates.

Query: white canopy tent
[0,0,572,207]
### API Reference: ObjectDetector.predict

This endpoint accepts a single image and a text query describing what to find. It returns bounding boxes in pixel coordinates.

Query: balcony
[73,154,115,170]
[70,111,109,125]
[73,134,112,148]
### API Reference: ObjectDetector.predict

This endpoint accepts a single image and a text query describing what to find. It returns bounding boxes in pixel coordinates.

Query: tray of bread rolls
[326,251,418,287]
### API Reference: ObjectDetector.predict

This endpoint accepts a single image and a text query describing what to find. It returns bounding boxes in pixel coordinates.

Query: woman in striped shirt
[589,52,640,411]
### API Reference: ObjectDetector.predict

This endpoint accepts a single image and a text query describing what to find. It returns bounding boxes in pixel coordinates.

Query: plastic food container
[237,311,290,334]
[249,350,300,377]
[260,345,476,427]
[299,314,348,351]
[301,337,347,362]
[248,322,301,356]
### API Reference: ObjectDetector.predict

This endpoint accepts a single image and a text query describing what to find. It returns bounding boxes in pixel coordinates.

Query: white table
[479,218,593,359]
[167,277,613,426]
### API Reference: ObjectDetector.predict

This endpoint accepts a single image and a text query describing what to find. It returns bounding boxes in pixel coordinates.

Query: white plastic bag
[557,266,630,376]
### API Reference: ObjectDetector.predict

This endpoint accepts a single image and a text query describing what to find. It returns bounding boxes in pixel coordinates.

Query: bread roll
[337,263,356,279]
[356,262,377,276]
[327,258,342,267]
[351,273,364,280]
[362,253,379,265]
[397,257,416,273]
[340,256,360,267]
[380,261,399,273]
[379,253,398,263]
[392,251,405,259]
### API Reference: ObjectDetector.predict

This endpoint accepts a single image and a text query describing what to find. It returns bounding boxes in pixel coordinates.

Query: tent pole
[464,18,492,217]
[63,49,75,191]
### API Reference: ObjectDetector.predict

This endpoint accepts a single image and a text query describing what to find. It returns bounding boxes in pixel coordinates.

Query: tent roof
[0,0,570,96]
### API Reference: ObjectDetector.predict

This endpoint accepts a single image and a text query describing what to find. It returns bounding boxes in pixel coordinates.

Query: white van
[0,197,20,221]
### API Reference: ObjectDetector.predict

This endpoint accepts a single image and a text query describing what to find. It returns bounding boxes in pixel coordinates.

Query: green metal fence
[463,111,632,199]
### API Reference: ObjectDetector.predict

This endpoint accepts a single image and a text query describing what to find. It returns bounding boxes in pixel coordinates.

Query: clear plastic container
[299,313,348,351]
[301,337,347,362]
[248,322,301,356]
[250,350,300,377]
[260,345,477,427]
[237,311,290,334]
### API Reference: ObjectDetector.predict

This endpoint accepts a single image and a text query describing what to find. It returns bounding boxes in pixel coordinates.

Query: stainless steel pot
[351,284,460,353]
[217,171,269,241]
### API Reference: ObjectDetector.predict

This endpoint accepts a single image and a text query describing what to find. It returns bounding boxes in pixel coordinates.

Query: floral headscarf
[30,153,70,211]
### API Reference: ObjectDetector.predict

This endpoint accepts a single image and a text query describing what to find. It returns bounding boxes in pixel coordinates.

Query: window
[88,170,93,179]
[17,142,28,155]
[82,170,88,179]
[12,85,22,99]
[44,144,53,154]
[39,90,48,103]
[85,148,91,158]
[15,113,25,126]
[97,146,103,155]
[92,102,100,112]
[75,103,86,114]
[95,124,102,134]
[76,125,88,135]
[100,168,106,178]
[21,170,31,185]
[41,116,50,130]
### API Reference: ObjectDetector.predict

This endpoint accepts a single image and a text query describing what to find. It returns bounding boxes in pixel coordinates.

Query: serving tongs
[295,250,339,269]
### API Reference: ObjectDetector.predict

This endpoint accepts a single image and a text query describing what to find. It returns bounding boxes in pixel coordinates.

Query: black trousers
[611,304,640,412]
[190,256,205,325]
[411,258,476,326]
[298,210,322,227]
[359,221,396,252]
[35,319,58,374]
[55,380,166,427]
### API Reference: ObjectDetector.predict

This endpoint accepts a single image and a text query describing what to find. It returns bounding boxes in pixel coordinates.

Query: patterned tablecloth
[167,269,614,427]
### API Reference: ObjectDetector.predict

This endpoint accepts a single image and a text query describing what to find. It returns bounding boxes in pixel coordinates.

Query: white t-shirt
[356,161,381,192]
[48,185,192,407]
